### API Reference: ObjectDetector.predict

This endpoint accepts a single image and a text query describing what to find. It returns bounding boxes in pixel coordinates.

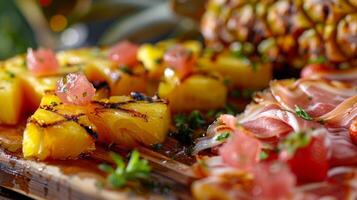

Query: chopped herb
[231,90,241,98]
[279,132,311,155]
[259,151,269,160]
[208,104,240,118]
[223,78,232,86]
[251,60,258,71]
[308,55,327,64]
[242,89,255,99]
[295,105,312,121]
[50,101,58,107]
[230,89,255,99]
[142,180,172,195]
[206,110,216,117]
[171,110,207,144]
[223,104,238,115]
[216,132,230,141]
[120,65,133,75]
[230,42,243,58]
[6,71,15,78]
[174,114,186,127]
[99,150,151,188]
[152,143,163,151]
[188,110,206,129]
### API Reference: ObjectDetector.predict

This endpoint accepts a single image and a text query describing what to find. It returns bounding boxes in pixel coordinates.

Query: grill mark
[92,101,148,121]
[28,118,68,128]
[36,104,98,139]
[78,123,98,140]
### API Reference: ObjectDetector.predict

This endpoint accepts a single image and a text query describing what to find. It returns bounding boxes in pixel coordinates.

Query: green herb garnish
[152,143,163,151]
[295,105,312,121]
[216,132,230,141]
[119,65,133,75]
[188,110,206,129]
[99,150,151,188]
[308,55,327,64]
[223,78,232,86]
[207,104,240,118]
[279,132,311,155]
[6,71,15,78]
[171,110,207,144]
[259,151,269,160]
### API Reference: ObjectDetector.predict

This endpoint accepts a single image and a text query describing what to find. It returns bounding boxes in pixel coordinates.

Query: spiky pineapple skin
[201,0,357,68]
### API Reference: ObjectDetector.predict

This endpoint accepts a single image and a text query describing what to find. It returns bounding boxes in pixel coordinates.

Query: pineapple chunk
[199,52,273,89]
[159,75,227,112]
[137,44,165,75]
[138,40,202,79]
[20,74,60,112]
[23,95,96,160]
[58,47,148,96]
[88,95,171,147]
[83,59,148,96]
[0,70,23,125]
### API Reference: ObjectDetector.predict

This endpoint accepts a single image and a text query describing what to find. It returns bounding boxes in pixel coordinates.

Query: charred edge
[39,102,61,111]
[92,81,110,90]
[28,117,98,140]
[78,123,98,140]
[130,92,165,103]
[92,101,148,121]
[38,106,98,139]
[28,118,68,128]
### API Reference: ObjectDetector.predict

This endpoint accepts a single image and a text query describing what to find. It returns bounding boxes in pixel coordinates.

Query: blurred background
[0,0,206,60]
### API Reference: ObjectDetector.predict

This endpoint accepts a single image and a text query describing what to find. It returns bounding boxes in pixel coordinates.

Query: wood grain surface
[0,125,194,200]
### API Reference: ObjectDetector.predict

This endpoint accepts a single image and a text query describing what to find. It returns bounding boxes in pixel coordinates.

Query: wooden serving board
[0,126,194,200]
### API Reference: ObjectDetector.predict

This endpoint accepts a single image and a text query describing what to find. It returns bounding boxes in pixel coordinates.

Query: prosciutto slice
[301,65,357,85]
[270,79,357,118]
[192,71,357,200]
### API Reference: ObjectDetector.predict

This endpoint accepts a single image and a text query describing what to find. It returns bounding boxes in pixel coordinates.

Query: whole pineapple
[201,0,357,69]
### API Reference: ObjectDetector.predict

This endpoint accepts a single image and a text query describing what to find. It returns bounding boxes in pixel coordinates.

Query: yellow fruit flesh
[88,96,171,148]
[199,52,273,89]
[138,40,202,79]
[159,75,227,112]
[0,70,23,125]
[20,74,59,112]
[22,95,96,160]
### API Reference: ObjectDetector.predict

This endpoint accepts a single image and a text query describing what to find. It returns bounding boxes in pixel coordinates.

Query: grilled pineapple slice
[158,74,227,112]
[23,95,96,160]
[58,48,148,96]
[84,60,148,96]
[88,94,170,147]
[0,69,23,125]
[138,40,202,79]
[20,74,60,112]
[199,51,273,89]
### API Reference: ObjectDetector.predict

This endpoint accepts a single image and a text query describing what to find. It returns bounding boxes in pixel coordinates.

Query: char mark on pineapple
[32,106,99,139]
[130,92,166,104]
[92,101,148,121]
[92,81,110,91]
